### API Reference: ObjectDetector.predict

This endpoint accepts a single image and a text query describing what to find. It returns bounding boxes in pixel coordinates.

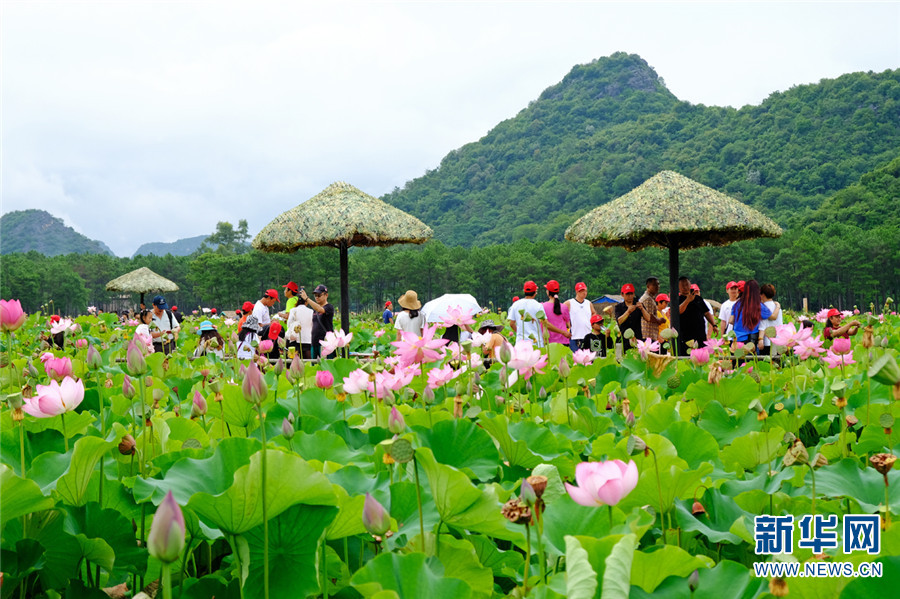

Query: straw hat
[398,290,422,310]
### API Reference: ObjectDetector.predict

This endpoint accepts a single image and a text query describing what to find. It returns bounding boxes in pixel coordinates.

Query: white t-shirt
[252,300,272,327]
[508,297,545,348]
[761,300,782,348]
[286,305,314,344]
[567,298,593,341]
[718,299,736,336]
[237,332,259,360]
[394,311,425,336]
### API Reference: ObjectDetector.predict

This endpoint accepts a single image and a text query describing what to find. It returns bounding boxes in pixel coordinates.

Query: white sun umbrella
[420,294,482,323]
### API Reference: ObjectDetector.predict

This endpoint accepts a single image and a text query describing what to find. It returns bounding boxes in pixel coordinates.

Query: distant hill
[0,209,115,256]
[133,235,209,258]
[382,52,900,245]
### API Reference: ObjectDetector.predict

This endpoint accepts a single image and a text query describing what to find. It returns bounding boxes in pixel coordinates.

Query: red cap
[512,296,520,303]
[211,308,217,314]
[621,283,635,294]
[264,289,280,301]
[656,293,670,303]
[523,281,537,293]
[385,300,392,308]
[545,280,560,293]
[726,281,738,289]
[827,308,841,318]
[690,284,700,292]
[50,314,61,323]
[242,301,254,313]
[590,314,603,324]
[282,281,299,293]
[575,282,587,292]
[737,280,746,292]
[267,322,282,340]
[171,306,178,311]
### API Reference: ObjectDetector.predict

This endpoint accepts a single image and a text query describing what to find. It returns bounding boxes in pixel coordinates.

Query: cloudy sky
[2,1,898,257]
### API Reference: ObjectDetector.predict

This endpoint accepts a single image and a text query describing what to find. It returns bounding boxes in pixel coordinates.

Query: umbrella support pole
[668,241,681,356]
[340,241,350,335]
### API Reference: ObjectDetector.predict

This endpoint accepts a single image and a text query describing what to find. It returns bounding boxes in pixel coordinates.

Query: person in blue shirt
[382,301,394,325]
[728,279,771,352]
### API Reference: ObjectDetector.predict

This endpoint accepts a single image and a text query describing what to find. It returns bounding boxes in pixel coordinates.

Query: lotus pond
[2,305,900,598]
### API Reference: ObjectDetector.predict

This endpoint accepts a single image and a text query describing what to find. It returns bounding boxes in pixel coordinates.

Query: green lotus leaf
[630,545,714,593]
[719,428,785,473]
[674,489,751,544]
[351,552,473,599]
[810,458,900,512]
[55,436,116,507]
[564,535,598,599]
[662,421,720,469]
[0,464,56,527]
[63,501,147,582]
[415,418,500,481]
[628,559,764,599]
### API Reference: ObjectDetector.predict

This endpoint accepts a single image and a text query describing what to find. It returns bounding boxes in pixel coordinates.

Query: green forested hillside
[132,235,209,258]
[383,52,900,244]
[0,210,115,256]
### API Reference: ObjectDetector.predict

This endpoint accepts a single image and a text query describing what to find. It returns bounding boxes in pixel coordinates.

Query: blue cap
[152,295,169,310]
[198,320,215,332]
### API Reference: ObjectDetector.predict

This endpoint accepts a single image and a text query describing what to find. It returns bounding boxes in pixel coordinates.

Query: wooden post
[668,240,681,356]
[339,241,350,334]
[802,297,808,314]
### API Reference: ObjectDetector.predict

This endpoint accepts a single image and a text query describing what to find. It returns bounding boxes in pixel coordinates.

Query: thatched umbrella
[253,181,433,333]
[105,267,180,308]
[566,170,782,353]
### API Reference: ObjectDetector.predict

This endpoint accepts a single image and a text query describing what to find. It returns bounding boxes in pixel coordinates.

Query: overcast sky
[2,1,898,257]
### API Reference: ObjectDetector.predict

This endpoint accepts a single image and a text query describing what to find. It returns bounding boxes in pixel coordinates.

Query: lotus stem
[808,463,817,516]
[321,534,328,599]
[649,447,667,544]
[413,453,425,553]
[256,403,270,599]
[161,563,172,599]
[523,521,531,595]
[61,412,68,454]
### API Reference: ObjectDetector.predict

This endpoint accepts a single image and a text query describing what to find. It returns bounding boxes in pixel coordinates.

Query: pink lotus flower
[507,340,548,379]
[0,299,26,332]
[315,370,334,389]
[258,339,274,354]
[469,331,491,348]
[635,338,660,360]
[191,392,207,417]
[815,308,831,323]
[390,323,448,367]
[87,306,97,315]
[427,363,461,389]
[771,323,812,349]
[367,371,396,399]
[842,310,853,319]
[572,349,597,366]
[388,406,406,434]
[793,335,825,360]
[134,331,154,354]
[39,352,54,363]
[564,460,639,507]
[703,337,727,354]
[823,349,856,369]
[44,356,74,381]
[50,318,73,335]
[23,377,85,418]
[321,330,353,356]
[441,305,476,328]
[831,337,852,355]
[126,319,140,327]
[343,368,370,395]
[126,340,148,375]
[223,318,235,326]
[241,363,268,404]
[75,338,88,349]
[690,347,710,366]
[374,329,385,339]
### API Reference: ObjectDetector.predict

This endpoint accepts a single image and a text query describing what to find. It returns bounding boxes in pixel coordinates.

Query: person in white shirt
[394,290,425,336]
[237,316,261,360]
[718,281,741,337]
[565,281,596,351]
[253,289,279,328]
[758,283,783,356]
[507,280,547,348]
[150,295,180,354]
[286,299,315,359]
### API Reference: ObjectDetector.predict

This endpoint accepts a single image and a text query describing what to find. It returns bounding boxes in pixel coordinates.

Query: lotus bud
[191,392,207,417]
[362,493,391,536]
[258,339,274,355]
[273,358,285,376]
[423,386,435,404]
[147,491,186,564]
[688,569,700,593]
[241,363,268,405]
[882,337,890,348]
[525,380,532,394]
[625,410,635,428]
[402,387,416,403]
[382,390,395,406]
[26,360,39,380]
[497,342,513,364]
[282,416,295,440]
[122,375,136,399]
[126,341,146,375]
[315,370,334,389]
[152,388,164,403]
[558,357,571,378]
[627,434,647,455]
[118,434,136,455]
[520,478,537,506]
[238,364,248,379]
[388,406,405,434]
[145,376,153,387]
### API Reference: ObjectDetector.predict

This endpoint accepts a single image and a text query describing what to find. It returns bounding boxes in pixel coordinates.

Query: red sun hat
[282,281,299,293]
[523,281,537,293]
[545,280,560,293]
[656,293,670,303]
[242,301,254,313]
[264,289,280,302]
[575,282,587,292]
[590,314,603,324]
[621,283,635,294]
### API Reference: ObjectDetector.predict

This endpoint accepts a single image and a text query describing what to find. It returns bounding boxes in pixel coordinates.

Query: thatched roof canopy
[565,170,782,251]
[105,267,179,293]
[252,181,433,252]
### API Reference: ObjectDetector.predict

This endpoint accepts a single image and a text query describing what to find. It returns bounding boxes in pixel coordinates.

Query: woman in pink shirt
[542,280,571,347]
